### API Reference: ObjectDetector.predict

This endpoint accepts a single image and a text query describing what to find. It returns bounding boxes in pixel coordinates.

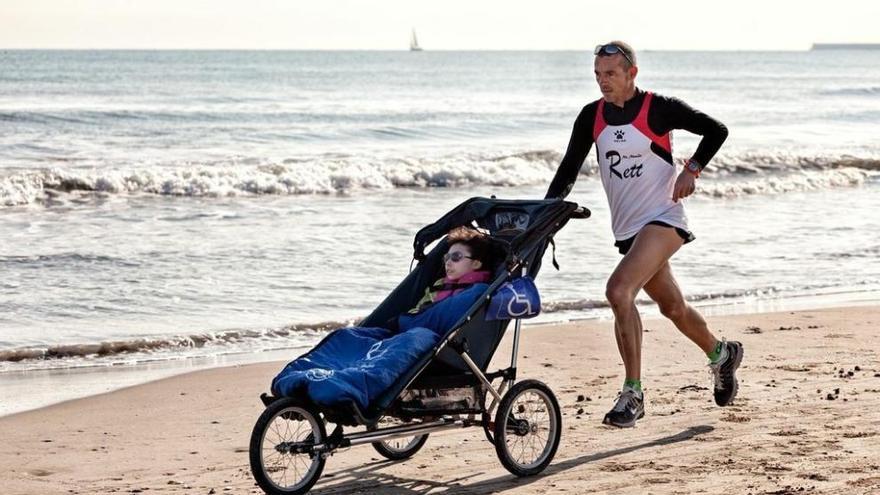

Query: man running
[545,41,743,428]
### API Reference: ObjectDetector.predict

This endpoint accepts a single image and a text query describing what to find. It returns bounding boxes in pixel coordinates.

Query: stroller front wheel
[493,379,562,477]
[249,397,327,495]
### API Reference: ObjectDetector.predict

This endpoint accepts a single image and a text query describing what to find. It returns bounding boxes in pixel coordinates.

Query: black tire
[482,412,495,445]
[482,380,512,445]
[368,418,429,460]
[493,379,562,477]
[249,398,327,495]
[371,434,429,460]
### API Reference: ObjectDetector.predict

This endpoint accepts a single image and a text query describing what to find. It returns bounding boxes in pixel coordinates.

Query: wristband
[685,159,701,177]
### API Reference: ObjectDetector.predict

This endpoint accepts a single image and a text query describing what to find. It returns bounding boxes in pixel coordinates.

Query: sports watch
[685,159,701,177]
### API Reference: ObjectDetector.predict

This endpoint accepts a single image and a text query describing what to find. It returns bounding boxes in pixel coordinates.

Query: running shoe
[709,340,744,406]
[602,387,644,428]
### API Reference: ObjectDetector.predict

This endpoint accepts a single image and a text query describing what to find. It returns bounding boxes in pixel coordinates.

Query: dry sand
[3,305,880,495]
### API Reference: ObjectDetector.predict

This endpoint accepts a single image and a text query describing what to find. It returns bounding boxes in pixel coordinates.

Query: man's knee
[605,281,636,310]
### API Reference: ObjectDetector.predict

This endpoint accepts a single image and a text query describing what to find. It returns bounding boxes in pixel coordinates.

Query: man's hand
[672,170,696,202]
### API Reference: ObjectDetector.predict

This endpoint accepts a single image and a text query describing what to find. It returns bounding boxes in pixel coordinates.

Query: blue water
[1,50,879,385]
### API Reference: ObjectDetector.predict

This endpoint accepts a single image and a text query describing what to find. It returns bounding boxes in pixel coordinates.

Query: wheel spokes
[262,407,323,490]
[503,390,557,468]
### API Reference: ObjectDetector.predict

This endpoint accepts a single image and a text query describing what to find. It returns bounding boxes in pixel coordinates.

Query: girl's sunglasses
[443,252,473,263]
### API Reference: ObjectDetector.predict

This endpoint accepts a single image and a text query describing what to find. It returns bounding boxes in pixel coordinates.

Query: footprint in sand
[720,413,751,423]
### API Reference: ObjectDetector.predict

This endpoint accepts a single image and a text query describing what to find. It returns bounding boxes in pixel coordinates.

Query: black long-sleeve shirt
[545,88,728,199]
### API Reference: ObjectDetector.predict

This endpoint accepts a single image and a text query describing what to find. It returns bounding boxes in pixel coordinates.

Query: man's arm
[652,95,728,173]
[545,104,597,199]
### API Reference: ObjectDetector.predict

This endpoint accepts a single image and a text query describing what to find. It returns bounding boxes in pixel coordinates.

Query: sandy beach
[3,305,880,495]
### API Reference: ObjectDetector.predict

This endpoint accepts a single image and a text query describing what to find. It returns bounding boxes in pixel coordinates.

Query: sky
[2,0,879,50]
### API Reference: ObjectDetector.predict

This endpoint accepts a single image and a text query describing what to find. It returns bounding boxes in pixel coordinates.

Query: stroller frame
[250,197,590,495]
[314,263,528,451]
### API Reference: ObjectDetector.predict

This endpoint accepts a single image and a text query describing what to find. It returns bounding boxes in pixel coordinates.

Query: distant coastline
[811,43,880,50]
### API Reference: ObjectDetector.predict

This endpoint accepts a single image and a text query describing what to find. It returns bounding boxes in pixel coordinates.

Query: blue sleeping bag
[271,283,488,410]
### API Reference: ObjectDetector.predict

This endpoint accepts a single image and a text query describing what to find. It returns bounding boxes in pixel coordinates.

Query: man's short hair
[596,40,637,70]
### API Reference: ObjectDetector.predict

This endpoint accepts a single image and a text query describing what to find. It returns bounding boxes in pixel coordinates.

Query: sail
[410,29,422,51]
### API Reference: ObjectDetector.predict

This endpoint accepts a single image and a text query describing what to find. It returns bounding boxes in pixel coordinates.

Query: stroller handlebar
[570,206,591,219]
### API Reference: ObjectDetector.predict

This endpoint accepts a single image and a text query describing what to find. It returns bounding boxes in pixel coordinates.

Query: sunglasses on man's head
[443,251,473,263]
[594,44,634,67]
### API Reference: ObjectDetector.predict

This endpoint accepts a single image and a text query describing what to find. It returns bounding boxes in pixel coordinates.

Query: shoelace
[708,365,724,390]
[709,354,730,390]
[708,341,730,390]
[612,389,641,412]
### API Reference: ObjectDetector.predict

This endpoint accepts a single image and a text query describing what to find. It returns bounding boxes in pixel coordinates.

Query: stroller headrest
[412,197,581,262]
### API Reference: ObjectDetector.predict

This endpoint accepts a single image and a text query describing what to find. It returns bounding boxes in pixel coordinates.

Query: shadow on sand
[310,424,715,494]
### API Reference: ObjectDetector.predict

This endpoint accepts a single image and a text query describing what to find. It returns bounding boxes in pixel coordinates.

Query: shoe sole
[602,409,645,428]
[715,342,744,407]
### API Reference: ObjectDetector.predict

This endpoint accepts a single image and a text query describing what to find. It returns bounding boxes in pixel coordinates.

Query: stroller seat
[271,282,490,412]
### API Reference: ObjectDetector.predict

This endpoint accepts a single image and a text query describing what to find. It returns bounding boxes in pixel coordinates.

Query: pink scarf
[433,270,492,304]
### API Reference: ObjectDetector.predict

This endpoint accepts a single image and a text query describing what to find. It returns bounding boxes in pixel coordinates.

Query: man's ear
[473,260,483,270]
[629,65,639,79]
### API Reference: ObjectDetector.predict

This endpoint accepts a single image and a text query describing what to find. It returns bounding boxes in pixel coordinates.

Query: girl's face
[444,242,483,280]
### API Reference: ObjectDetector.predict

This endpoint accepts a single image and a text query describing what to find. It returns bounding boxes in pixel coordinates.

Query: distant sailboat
[410,29,423,51]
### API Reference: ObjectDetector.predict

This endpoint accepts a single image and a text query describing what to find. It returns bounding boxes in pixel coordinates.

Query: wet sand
[3,305,880,494]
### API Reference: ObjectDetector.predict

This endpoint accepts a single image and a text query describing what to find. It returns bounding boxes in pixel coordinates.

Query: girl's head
[443,226,492,280]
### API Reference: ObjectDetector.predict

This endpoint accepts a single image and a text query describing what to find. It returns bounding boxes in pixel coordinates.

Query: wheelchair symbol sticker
[500,282,536,317]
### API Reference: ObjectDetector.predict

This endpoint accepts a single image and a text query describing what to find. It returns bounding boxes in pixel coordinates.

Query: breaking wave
[0,320,349,370]
[1,150,878,207]
[818,86,880,96]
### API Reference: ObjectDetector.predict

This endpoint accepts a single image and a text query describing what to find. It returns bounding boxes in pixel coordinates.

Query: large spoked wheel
[249,398,327,495]
[370,417,429,461]
[493,379,562,477]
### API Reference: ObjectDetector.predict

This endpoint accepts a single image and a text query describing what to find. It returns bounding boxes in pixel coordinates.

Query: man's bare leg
[642,261,717,354]
[605,225,685,382]
[642,258,745,408]
[602,225,685,427]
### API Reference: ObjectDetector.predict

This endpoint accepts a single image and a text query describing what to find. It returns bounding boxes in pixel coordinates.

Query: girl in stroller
[270,227,495,411]
[398,226,492,321]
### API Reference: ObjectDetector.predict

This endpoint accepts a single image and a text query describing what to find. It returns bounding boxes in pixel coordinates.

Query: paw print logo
[614,130,625,140]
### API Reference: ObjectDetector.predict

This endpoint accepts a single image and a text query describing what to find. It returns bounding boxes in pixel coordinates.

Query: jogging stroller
[249,197,590,495]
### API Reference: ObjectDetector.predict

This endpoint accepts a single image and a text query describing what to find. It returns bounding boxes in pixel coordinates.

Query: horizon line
[1,47,826,52]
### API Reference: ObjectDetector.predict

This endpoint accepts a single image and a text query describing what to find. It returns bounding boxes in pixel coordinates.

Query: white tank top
[594,92,689,241]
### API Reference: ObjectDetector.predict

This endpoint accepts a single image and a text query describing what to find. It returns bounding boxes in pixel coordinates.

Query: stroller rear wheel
[371,434,429,460]
[493,379,561,477]
[249,398,327,495]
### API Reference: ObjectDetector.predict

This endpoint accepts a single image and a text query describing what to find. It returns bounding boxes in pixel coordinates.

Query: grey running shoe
[602,388,644,428]
[709,340,744,406]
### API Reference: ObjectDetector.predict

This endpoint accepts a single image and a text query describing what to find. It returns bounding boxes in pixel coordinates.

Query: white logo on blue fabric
[357,341,388,371]
[305,368,335,381]
[487,277,541,321]
[499,282,536,317]
[494,212,530,233]
[365,341,386,361]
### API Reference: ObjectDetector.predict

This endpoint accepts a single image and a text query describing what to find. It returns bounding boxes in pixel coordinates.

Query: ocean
[2,50,879,415]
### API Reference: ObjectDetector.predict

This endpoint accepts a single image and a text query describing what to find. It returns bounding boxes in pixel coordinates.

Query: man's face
[594,55,637,102]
